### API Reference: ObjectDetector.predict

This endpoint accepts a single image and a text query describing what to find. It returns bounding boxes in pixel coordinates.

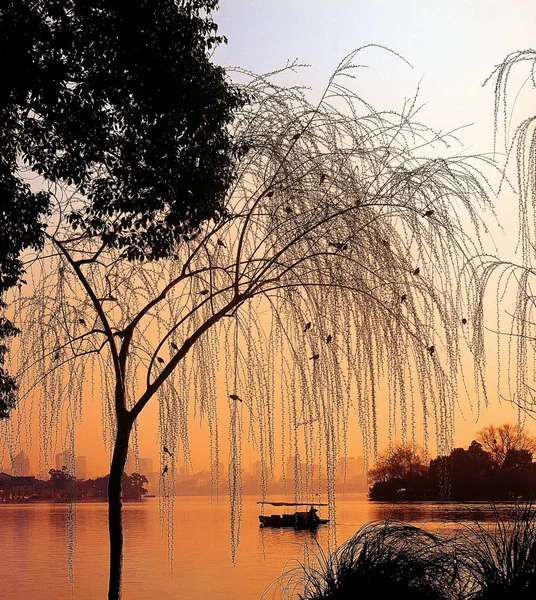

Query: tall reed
[268,521,464,600]
[265,503,536,600]
[460,503,536,599]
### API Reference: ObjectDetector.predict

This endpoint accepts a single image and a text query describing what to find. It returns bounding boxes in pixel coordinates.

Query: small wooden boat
[257,501,329,529]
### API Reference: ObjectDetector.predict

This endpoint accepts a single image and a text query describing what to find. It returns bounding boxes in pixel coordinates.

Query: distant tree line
[0,467,148,502]
[368,424,536,501]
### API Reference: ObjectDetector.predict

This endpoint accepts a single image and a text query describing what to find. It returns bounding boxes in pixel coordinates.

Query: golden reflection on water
[1,494,514,599]
[369,502,505,524]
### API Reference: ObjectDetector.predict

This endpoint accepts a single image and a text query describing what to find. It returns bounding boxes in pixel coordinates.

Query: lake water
[0,494,507,599]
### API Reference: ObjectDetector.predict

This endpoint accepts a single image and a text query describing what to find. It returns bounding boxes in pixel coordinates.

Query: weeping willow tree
[2,48,493,597]
[471,51,536,415]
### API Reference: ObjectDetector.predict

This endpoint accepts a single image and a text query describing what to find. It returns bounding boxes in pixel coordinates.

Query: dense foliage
[368,428,536,501]
[0,315,19,419]
[0,468,148,501]
[368,443,427,484]
[0,0,246,261]
[475,423,536,466]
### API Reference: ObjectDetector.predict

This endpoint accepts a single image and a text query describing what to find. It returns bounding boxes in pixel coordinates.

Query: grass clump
[271,521,464,600]
[461,503,536,600]
[267,503,536,600]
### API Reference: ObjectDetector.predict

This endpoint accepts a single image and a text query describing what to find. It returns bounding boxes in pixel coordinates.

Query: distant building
[75,456,87,480]
[55,450,74,474]
[139,457,153,475]
[136,457,155,493]
[338,456,366,479]
[12,451,30,476]
[286,454,305,482]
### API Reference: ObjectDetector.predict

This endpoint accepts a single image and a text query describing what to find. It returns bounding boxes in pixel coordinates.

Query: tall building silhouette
[139,457,153,475]
[337,456,365,479]
[55,450,74,474]
[13,451,30,476]
[75,456,87,479]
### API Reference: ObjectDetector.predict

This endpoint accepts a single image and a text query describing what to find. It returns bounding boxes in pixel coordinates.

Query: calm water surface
[1,494,506,599]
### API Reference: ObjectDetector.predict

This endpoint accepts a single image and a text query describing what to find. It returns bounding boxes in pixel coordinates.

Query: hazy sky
[213,0,536,441]
[4,1,536,479]
[216,0,534,152]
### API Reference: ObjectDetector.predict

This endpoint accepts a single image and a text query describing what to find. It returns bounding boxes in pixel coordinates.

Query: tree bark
[108,417,132,600]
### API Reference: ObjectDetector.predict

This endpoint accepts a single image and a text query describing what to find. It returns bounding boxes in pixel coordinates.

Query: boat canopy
[257,501,328,506]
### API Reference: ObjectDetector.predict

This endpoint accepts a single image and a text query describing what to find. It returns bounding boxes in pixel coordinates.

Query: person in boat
[308,505,318,522]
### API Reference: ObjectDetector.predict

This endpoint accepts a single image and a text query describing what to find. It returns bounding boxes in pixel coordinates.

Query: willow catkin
[1,49,497,573]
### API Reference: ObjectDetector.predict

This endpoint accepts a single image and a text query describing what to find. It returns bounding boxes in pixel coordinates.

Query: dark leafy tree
[0,0,246,261]
[0,42,51,418]
[476,424,536,467]
[48,466,76,499]
[91,475,111,499]
[70,473,147,500]
[122,472,148,499]
[368,443,433,500]
[374,438,536,501]
[0,2,245,596]
[503,448,533,470]
[0,315,20,419]
[0,0,245,424]
[429,442,494,501]
[498,449,536,499]
[368,443,428,484]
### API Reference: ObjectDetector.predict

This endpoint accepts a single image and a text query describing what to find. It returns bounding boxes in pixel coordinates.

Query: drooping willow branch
[2,49,496,559]
[469,50,536,418]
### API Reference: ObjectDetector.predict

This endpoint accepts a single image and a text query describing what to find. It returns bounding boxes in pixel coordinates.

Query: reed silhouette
[460,503,536,599]
[268,503,536,600]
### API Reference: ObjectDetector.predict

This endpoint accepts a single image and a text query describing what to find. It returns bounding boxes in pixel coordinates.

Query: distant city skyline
[2,448,366,484]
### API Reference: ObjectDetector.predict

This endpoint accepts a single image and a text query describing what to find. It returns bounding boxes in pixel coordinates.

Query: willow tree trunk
[108,417,133,600]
